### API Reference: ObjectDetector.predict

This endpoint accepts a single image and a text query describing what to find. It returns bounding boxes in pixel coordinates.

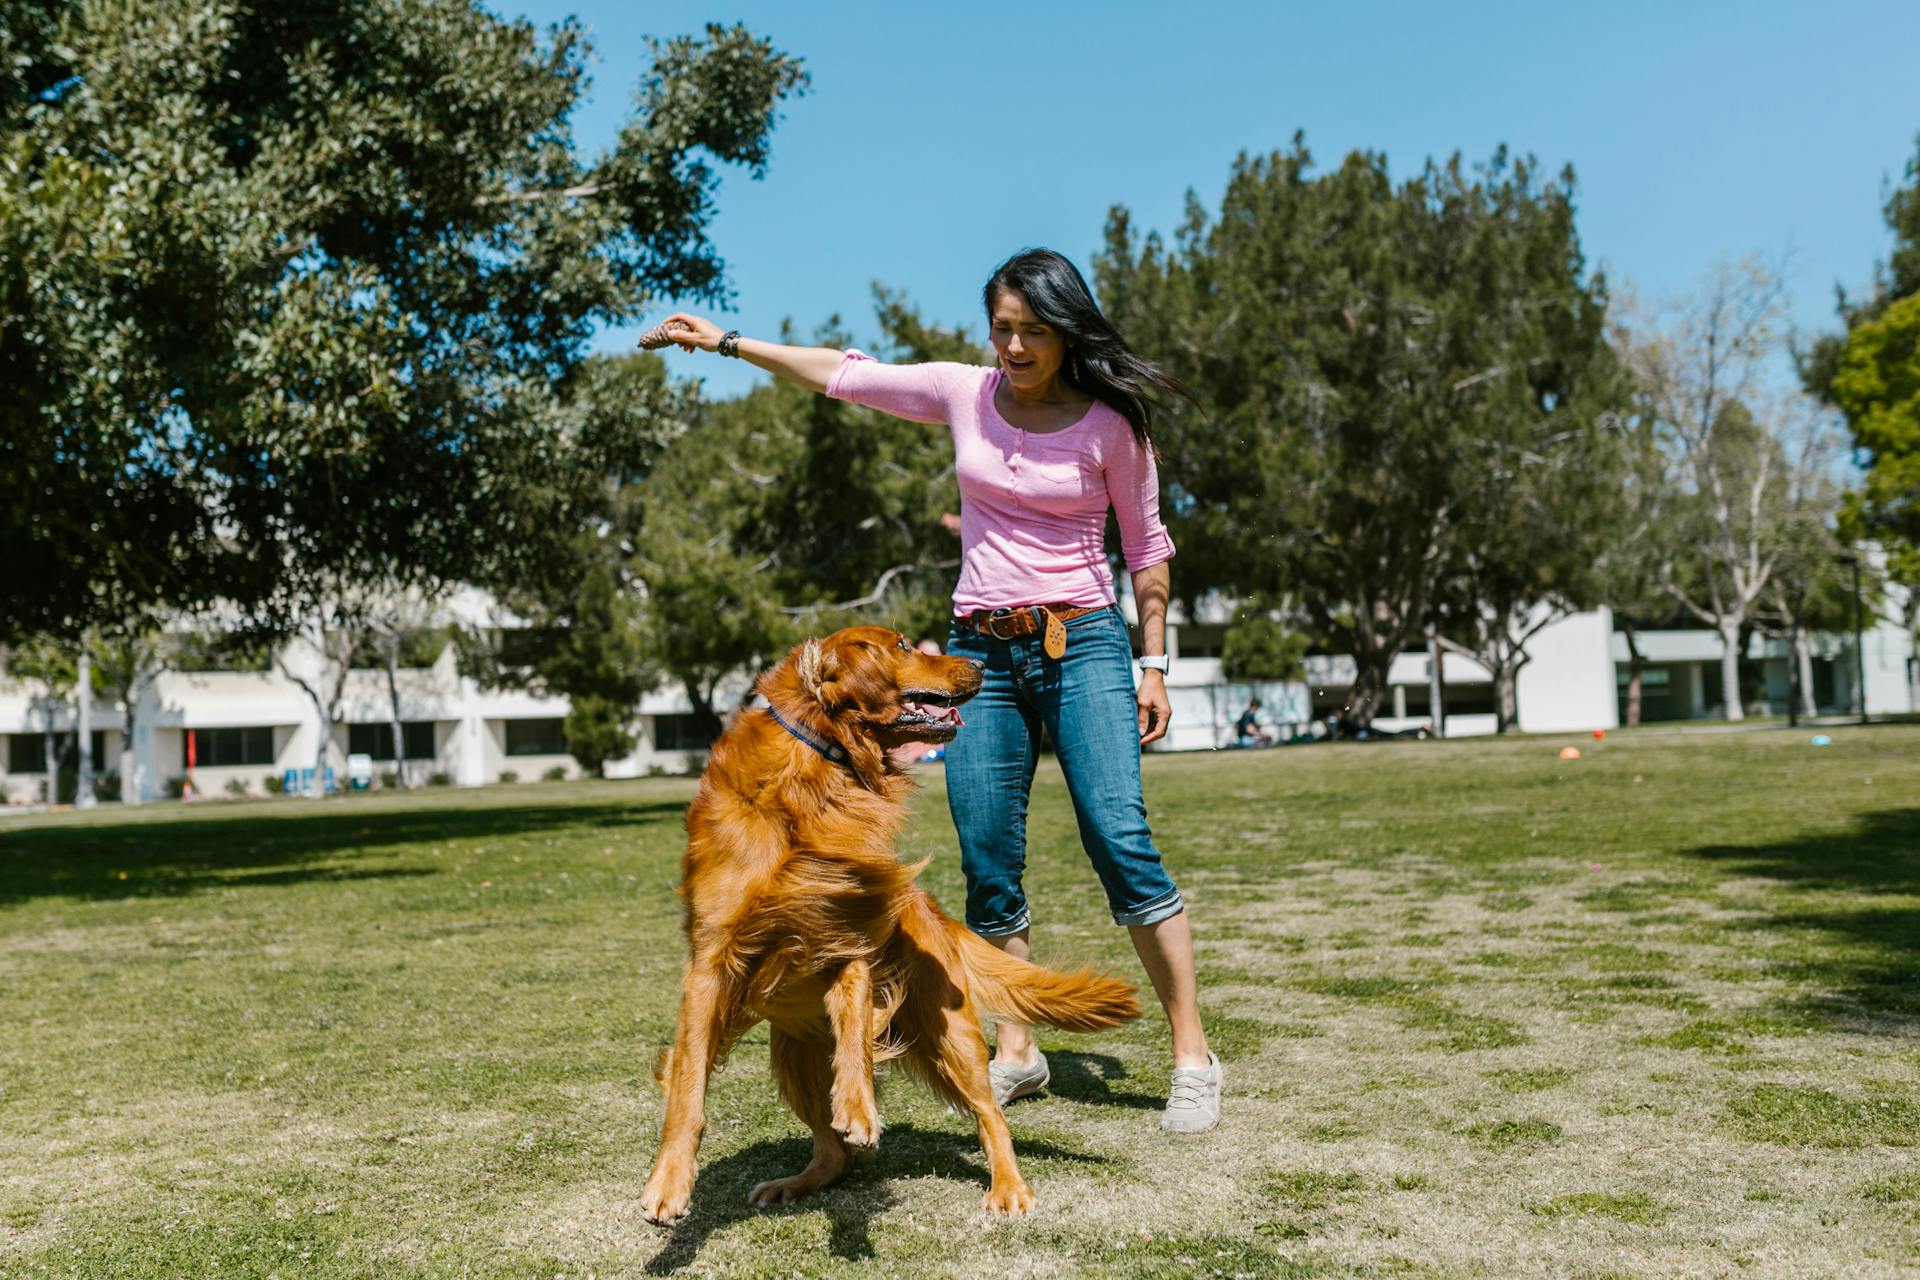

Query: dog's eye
[896,637,912,653]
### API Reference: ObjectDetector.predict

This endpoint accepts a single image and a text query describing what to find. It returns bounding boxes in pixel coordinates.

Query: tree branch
[777,561,959,617]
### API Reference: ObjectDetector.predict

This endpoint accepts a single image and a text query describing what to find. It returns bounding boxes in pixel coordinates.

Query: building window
[504,717,568,756]
[6,732,108,774]
[347,721,437,760]
[654,713,718,751]
[1445,684,1497,717]
[181,726,275,768]
[1175,625,1227,660]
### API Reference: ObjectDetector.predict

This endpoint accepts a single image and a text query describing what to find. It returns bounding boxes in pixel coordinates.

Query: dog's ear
[801,637,857,713]
[797,639,832,696]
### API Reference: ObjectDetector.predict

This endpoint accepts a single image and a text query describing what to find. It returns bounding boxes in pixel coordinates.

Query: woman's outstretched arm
[650,313,843,393]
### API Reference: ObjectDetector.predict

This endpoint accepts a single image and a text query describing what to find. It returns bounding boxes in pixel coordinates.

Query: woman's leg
[1039,609,1211,1068]
[943,624,1043,1064]
[980,926,1039,1064]
[1127,911,1209,1067]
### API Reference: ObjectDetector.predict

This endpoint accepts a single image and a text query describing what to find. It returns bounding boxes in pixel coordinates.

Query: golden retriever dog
[639,626,1139,1223]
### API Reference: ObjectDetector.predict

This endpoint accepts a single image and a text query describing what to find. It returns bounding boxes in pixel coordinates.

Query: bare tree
[4,641,74,805]
[362,589,449,791]
[89,627,167,805]
[1622,257,1839,720]
[271,587,374,799]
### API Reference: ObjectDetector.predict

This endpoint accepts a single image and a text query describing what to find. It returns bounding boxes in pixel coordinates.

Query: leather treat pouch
[1042,609,1067,660]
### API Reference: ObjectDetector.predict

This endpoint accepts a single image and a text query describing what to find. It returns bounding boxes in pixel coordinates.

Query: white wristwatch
[1137,655,1170,673]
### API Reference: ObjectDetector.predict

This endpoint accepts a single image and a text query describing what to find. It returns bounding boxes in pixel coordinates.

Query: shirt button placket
[1010,427,1023,509]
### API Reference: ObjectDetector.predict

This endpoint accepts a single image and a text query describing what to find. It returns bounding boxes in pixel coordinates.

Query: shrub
[92,769,121,803]
[225,777,251,798]
[164,777,187,800]
[498,770,519,784]
[543,765,568,782]
[646,763,670,778]
[427,771,452,787]
[263,773,285,795]
[379,770,398,789]
[1221,615,1309,682]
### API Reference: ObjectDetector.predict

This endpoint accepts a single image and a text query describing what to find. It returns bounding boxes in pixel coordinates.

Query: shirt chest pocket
[1016,447,1096,511]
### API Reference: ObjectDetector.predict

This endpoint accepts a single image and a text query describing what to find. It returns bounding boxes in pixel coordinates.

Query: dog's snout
[965,658,984,672]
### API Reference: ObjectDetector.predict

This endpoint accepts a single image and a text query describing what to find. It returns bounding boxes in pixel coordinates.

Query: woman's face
[989,288,1068,394]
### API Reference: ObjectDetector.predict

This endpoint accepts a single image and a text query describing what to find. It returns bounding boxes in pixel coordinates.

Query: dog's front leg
[640,961,735,1224]
[823,958,881,1147]
[931,1007,1034,1217]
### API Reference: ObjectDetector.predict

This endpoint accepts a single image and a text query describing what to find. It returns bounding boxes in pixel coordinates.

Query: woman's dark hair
[982,248,1186,450]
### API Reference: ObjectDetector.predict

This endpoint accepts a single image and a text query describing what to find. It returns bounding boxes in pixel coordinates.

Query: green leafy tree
[1434,400,1630,732]
[743,291,980,635]
[0,3,804,646]
[1219,611,1308,682]
[458,351,690,753]
[1830,292,1920,583]
[612,294,973,739]
[3,639,75,804]
[628,391,804,738]
[1803,136,1920,651]
[549,564,654,775]
[1097,139,1626,729]
[564,696,636,778]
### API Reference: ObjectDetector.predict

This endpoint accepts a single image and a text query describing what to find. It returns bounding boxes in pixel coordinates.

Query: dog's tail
[952,925,1140,1031]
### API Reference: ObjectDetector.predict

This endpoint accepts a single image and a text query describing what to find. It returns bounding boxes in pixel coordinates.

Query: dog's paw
[832,1103,883,1148]
[982,1177,1035,1218]
[749,1174,814,1208]
[640,1165,693,1225]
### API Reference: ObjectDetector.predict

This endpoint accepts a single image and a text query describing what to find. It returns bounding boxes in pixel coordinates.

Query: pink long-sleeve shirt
[825,351,1175,615]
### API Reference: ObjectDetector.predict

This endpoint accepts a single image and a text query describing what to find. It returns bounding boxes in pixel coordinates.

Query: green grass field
[2,726,1917,1279]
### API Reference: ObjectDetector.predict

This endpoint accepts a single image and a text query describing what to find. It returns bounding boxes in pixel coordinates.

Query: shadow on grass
[0,798,688,906]
[1685,807,1920,1025]
[1044,1051,1162,1111]
[644,1123,1113,1273]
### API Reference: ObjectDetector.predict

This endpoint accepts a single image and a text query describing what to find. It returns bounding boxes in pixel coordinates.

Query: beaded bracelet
[718,330,743,358]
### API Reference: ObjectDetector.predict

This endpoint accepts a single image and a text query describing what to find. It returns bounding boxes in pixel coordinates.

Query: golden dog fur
[638,626,1139,1222]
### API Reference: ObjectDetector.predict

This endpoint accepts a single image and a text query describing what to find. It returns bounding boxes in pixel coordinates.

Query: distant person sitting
[1234,698,1275,748]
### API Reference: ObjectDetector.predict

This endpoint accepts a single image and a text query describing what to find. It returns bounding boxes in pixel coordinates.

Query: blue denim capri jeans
[943,604,1185,935]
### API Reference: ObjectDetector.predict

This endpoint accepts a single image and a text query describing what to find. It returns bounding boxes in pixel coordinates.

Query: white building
[0,590,751,805]
[3,586,1914,805]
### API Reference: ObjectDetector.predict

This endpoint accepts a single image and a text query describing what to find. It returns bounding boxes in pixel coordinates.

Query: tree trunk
[1718,622,1744,722]
[1425,626,1446,739]
[386,633,410,789]
[1494,663,1519,733]
[311,712,330,797]
[120,714,138,806]
[1621,621,1645,727]
[40,698,57,806]
[76,649,96,809]
[1793,629,1817,718]
[1341,649,1395,734]
[682,676,725,741]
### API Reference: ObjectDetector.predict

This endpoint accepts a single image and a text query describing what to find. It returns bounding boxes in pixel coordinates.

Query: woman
[654,248,1219,1134]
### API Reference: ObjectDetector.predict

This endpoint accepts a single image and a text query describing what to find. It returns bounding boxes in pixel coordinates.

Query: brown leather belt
[961,603,1103,640]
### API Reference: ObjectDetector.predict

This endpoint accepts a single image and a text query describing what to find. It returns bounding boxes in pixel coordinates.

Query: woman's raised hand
[638,312,725,353]
[638,321,843,393]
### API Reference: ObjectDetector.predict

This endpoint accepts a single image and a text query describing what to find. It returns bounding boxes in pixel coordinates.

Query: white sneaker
[988,1052,1050,1107]
[1160,1053,1222,1133]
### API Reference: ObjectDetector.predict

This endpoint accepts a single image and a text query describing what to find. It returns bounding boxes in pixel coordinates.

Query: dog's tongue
[908,701,965,727]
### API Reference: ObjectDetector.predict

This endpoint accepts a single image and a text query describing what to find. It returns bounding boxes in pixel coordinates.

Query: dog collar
[764,706,852,767]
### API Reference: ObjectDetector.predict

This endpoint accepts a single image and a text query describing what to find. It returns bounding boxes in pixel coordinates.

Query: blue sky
[500,1,1920,400]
